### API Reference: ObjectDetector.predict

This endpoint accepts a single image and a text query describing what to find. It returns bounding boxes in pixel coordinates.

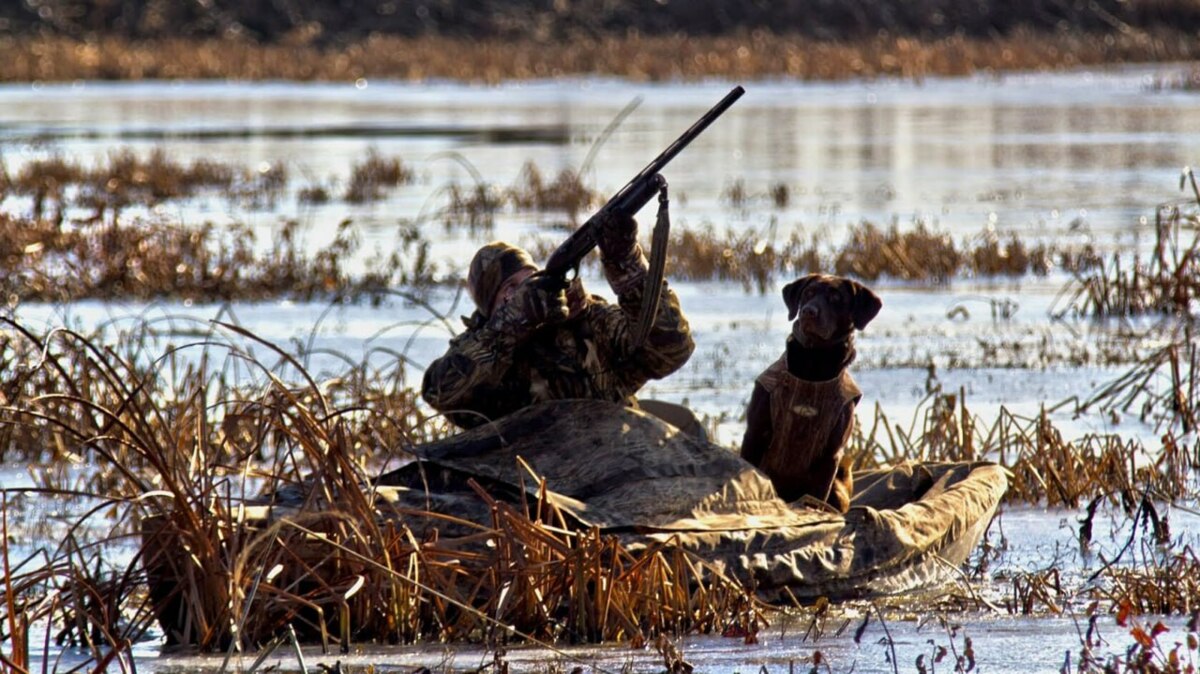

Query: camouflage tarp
[374,399,1008,601]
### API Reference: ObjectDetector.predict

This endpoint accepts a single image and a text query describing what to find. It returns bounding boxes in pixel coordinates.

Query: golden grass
[664,220,1062,292]
[0,308,1195,664]
[0,318,765,662]
[1054,181,1200,320]
[5,146,1173,300]
[0,213,444,303]
[0,31,1197,83]
[1,148,421,221]
[847,377,1199,507]
[343,150,413,203]
[507,162,599,223]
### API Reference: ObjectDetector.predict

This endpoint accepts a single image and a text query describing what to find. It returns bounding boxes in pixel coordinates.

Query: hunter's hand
[597,212,639,261]
[490,273,570,336]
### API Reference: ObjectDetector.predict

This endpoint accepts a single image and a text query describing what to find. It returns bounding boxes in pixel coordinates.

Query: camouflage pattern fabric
[466,241,538,317]
[367,400,1009,602]
[422,242,693,429]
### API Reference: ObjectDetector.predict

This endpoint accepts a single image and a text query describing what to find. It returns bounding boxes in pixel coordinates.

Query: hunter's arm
[600,243,695,378]
[421,325,525,429]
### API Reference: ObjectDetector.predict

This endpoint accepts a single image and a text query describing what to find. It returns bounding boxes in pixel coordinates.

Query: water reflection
[0,70,1196,256]
[2,72,1198,672]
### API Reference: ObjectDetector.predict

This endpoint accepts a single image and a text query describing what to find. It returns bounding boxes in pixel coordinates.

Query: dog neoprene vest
[754,355,862,489]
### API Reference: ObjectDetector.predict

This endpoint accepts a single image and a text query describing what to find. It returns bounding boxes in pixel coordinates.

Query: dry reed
[1,31,1198,84]
[1092,546,1200,617]
[343,150,413,204]
[507,162,598,224]
[664,220,1061,292]
[6,149,282,224]
[0,317,765,664]
[0,213,442,303]
[1054,176,1200,320]
[847,381,1198,507]
[1064,326,1199,435]
[4,147,1119,297]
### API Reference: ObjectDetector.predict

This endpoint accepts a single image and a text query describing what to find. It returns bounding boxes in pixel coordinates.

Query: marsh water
[3,65,1200,672]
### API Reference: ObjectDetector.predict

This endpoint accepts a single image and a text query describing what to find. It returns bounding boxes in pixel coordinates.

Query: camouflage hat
[467,241,539,316]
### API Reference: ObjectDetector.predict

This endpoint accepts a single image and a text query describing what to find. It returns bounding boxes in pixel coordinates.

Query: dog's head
[782,274,882,346]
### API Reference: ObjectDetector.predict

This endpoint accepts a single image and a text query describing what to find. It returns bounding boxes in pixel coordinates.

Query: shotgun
[543,85,745,277]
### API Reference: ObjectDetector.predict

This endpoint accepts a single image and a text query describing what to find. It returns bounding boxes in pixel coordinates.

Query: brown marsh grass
[1092,546,1200,617]
[0,213,442,303]
[0,318,765,662]
[1054,176,1200,320]
[665,220,1064,292]
[5,149,282,224]
[1064,325,1199,435]
[2,147,1129,297]
[343,150,413,203]
[0,316,1195,664]
[1,31,1198,84]
[507,162,599,224]
[441,182,504,233]
[847,378,1199,507]
[4,147,419,219]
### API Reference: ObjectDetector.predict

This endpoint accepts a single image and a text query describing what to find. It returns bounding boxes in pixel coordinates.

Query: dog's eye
[829,294,842,305]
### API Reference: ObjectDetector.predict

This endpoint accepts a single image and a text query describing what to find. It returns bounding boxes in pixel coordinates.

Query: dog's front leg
[739,382,773,467]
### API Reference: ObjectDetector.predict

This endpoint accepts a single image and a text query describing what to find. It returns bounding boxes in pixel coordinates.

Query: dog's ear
[850,281,882,330]
[782,275,816,321]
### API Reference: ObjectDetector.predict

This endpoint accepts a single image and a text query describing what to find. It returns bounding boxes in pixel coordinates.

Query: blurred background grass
[1,0,1198,81]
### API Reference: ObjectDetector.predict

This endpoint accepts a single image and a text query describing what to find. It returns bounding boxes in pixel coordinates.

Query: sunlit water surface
[2,67,1200,671]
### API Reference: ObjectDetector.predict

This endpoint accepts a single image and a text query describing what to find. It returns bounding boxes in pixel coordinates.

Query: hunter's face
[492,268,535,314]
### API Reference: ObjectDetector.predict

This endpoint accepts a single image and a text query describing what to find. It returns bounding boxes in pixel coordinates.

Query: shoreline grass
[0,31,1196,84]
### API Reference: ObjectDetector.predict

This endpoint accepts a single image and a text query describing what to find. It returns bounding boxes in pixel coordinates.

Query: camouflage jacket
[422,253,694,429]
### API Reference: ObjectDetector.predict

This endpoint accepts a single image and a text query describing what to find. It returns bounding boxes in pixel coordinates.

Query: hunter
[421,212,695,429]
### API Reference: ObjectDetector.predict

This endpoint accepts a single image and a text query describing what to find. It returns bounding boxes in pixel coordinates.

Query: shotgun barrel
[543,85,745,276]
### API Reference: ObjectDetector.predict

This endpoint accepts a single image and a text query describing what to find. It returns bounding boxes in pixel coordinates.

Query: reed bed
[847,382,1198,506]
[0,213,443,303]
[1,31,1197,84]
[2,149,283,224]
[665,221,1067,291]
[1065,325,1199,435]
[0,318,1195,668]
[0,318,764,667]
[1054,177,1200,320]
[343,150,414,204]
[507,163,598,224]
[0,207,1091,304]
[1092,546,1200,618]
[0,146,1147,300]
[1,147,423,219]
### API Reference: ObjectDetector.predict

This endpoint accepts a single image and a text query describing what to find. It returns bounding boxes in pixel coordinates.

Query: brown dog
[740,274,882,512]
